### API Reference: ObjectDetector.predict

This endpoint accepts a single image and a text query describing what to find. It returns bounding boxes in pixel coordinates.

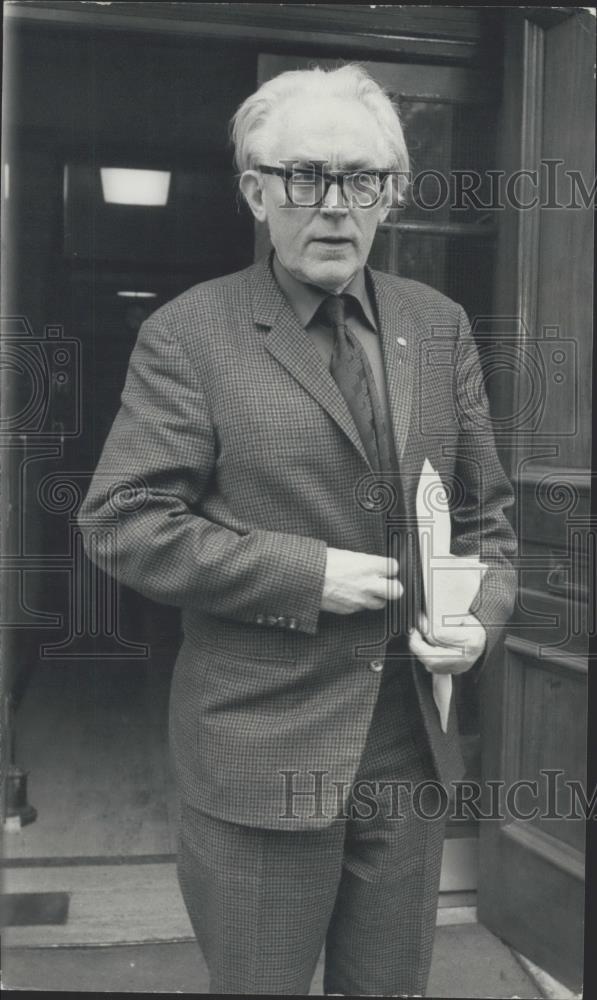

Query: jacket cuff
[252,531,328,636]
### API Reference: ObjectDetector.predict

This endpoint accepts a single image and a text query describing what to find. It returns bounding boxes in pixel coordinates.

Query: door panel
[478,11,593,990]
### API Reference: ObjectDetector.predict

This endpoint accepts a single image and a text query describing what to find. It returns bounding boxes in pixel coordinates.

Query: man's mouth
[312,237,352,245]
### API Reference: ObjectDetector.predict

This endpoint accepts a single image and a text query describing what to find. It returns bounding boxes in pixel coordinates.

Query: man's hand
[408,612,486,675]
[321,548,402,614]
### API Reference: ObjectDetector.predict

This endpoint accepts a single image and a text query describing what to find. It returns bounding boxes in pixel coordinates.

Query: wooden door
[256,50,503,892]
[477,10,594,991]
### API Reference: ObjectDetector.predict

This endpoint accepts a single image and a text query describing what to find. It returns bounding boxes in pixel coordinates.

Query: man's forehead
[270,93,379,131]
[264,95,389,165]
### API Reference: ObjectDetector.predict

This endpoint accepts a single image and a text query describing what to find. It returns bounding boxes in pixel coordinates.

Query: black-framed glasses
[258,163,396,208]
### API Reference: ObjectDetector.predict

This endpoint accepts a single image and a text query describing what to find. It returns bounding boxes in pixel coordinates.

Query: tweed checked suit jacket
[79,254,517,830]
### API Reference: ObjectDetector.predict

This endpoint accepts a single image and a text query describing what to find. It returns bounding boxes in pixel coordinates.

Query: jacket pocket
[193,632,296,666]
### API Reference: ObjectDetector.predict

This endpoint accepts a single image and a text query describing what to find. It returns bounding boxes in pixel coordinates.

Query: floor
[1,861,480,950]
[4,659,178,861]
[2,925,543,996]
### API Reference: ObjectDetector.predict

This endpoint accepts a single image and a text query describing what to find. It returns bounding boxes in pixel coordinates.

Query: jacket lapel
[370,269,416,465]
[369,270,425,634]
[252,257,373,470]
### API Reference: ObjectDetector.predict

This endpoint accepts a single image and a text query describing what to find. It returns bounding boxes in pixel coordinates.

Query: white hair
[230,63,410,202]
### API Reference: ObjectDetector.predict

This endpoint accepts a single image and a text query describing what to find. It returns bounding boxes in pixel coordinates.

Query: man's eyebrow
[339,159,377,171]
[287,159,379,172]
[285,158,328,169]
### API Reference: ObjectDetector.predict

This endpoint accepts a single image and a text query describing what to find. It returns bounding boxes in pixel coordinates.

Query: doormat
[0,892,70,927]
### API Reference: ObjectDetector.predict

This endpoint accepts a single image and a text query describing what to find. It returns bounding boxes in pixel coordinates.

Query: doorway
[3,7,503,886]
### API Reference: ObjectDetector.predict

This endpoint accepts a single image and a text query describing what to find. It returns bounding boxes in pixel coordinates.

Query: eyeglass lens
[288,171,383,207]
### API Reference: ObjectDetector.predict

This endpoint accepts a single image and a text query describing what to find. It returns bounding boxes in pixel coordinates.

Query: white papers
[415,459,487,732]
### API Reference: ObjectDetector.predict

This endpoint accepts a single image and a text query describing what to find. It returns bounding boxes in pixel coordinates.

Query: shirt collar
[271,252,378,332]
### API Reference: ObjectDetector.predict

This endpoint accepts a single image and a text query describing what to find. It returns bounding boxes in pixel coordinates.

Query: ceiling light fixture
[101,168,171,206]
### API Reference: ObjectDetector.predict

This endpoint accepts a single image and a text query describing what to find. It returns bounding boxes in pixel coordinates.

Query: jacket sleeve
[77,313,328,635]
[449,306,518,675]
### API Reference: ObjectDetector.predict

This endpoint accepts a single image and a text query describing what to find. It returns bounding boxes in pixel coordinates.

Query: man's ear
[377,175,394,224]
[378,202,391,225]
[239,170,267,223]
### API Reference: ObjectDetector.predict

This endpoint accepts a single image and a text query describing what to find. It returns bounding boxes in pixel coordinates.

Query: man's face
[240,95,393,294]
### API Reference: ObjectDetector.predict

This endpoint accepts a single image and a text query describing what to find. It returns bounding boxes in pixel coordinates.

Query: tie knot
[320,295,346,330]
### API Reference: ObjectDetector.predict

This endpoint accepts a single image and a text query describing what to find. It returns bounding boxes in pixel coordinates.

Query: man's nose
[319,179,349,214]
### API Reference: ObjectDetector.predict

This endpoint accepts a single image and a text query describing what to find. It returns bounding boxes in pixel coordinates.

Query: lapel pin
[396,337,407,347]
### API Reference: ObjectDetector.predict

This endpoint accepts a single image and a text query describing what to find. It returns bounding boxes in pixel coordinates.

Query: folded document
[415,459,487,732]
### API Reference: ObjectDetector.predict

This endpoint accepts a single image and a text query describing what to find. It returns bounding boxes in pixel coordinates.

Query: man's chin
[301,259,358,294]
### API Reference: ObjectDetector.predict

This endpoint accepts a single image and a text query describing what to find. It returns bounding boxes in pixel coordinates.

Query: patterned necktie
[321,294,395,473]
[321,296,419,634]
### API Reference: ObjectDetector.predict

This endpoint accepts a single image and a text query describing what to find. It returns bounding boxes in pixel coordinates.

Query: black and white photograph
[0,3,595,996]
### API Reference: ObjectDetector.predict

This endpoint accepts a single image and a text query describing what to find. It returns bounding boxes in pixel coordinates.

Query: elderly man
[79,64,516,995]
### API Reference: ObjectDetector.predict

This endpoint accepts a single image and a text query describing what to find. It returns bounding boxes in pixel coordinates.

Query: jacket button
[369,659,384,673]
[255,614,265,625]
[276,616,287,627]
[266,615,278,627]
[288,618,298,630]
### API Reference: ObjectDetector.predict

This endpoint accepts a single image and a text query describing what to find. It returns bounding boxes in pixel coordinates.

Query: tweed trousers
[176,657,447,996]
